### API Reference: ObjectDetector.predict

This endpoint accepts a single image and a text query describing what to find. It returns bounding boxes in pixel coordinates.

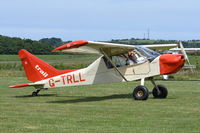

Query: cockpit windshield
[135,46,160,62]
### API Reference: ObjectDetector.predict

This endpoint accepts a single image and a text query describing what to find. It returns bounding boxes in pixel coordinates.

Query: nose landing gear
[152,85,168,98]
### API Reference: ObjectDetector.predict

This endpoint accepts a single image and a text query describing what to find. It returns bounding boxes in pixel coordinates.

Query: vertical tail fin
[19,49,78,82]
[19,49,60,82]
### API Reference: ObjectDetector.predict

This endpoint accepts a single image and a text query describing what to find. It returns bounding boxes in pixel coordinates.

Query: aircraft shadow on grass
[13,93,175,102]
[47,93,132,104]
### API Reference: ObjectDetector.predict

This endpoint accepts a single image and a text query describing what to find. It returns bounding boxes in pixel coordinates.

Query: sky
[0,0,200,41]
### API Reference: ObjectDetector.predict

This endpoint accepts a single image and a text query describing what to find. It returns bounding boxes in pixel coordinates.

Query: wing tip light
[52,40,88,52]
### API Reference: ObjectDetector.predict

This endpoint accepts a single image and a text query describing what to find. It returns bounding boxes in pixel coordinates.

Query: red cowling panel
[52,40,88,52]
[160,54,185,74]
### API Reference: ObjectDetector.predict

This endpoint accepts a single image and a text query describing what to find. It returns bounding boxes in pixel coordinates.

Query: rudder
[19,49,61,82]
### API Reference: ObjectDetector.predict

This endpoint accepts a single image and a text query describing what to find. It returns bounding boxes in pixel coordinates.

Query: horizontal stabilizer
[9,83,44,88]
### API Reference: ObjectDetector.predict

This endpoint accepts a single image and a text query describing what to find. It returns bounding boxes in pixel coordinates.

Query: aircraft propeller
[179,41,194,73]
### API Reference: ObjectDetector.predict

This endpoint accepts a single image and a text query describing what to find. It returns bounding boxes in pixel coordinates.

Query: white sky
[0,0,200,41]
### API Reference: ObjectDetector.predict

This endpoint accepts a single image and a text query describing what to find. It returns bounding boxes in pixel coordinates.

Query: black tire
[32,91,38,96]
[152,85,168,98]
[133,85,149,100]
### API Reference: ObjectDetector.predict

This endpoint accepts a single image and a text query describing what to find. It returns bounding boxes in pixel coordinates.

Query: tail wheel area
[32,90,41,97]
[133,85,149,100]
[32,91,38,96]
[152,85,168,98]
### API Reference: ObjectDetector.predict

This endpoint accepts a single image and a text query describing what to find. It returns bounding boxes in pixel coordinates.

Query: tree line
[0,35,55,54]
[1,35,200,55]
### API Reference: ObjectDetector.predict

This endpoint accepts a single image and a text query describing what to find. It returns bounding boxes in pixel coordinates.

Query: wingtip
[51,48,59,52]
[52,40,88,52]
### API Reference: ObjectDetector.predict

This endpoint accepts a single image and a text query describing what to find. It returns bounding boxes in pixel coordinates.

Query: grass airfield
[1,54,200,132]
[1,77,200,133]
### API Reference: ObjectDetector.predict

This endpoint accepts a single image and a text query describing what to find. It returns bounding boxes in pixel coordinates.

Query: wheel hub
[137,90,144,97]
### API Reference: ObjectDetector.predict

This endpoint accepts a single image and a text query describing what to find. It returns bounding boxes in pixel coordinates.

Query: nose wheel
[152,85,168,98]
[150,78,168,98]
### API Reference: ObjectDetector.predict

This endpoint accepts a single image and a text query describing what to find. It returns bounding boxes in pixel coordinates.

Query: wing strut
[100,49,128,82]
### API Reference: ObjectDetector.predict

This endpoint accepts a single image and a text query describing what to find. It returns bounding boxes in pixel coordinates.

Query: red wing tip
[52,40,88,52]
[9,83,29,88]
[51,49,58,52]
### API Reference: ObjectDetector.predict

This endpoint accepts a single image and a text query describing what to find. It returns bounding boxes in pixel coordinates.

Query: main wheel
[152,85,168,98]
[133,85,149,100]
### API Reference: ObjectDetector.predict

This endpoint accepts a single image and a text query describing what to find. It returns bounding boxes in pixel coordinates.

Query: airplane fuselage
[34,54,184,89]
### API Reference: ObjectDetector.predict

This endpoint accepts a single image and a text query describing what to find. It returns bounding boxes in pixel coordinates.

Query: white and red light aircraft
[10,40,185,100]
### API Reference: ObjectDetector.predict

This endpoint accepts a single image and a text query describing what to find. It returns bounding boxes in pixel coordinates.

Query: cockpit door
[132,61,150,74]
[117,61,150,76]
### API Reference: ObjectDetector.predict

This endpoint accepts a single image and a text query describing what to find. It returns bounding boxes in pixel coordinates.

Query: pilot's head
[128,51,136,55]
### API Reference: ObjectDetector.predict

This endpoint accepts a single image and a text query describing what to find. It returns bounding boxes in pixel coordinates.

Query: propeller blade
[179,41,194,72]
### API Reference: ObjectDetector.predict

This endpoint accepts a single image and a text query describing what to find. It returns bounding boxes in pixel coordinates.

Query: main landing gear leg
[32,89,41,96]
[132,78,149,100]
[150,78,168,99]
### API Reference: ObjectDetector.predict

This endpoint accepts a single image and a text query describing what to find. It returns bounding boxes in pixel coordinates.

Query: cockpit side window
[103,50,147,69]
[103,55,127,68]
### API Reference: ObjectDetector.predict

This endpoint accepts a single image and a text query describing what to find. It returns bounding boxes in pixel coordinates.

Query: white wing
[52,40,178,56]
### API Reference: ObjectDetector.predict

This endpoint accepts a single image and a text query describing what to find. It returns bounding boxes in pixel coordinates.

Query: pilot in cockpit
[126,51,138,65]
[126,50,145,65]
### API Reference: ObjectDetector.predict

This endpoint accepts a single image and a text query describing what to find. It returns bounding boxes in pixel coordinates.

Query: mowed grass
[0,54,200,132]
[0,77,200,133]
